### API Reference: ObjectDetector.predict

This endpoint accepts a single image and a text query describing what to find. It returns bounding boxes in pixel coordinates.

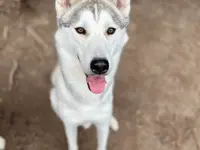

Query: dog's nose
[90,58,109,74]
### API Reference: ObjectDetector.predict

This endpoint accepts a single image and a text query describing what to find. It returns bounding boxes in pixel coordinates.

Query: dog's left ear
[116,0,131,17]
[55,0,71,18]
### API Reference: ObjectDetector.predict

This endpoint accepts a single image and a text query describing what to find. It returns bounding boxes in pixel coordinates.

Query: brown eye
[75,27,86,35]
[106,27,116,35]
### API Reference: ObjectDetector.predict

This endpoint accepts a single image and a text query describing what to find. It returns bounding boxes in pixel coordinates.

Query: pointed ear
[55,0,70,18]
[117,0,131,17]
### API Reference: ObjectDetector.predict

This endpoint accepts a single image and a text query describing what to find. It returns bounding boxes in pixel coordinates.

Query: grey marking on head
[57,0,129,29]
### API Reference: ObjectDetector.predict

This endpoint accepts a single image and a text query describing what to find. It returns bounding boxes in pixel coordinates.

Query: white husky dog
[50,0,131,149]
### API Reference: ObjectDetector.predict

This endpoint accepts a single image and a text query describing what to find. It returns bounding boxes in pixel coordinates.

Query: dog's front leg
[96,122,110,150]
[64,123,78,150]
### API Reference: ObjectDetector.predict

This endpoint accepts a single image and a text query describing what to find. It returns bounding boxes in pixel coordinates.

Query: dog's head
[55,0,131,94]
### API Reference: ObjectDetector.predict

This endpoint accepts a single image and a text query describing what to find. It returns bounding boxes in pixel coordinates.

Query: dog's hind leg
[50,64,59,86]
[82,122,92,129]
[110,116,119,131]
[82,117,119,131]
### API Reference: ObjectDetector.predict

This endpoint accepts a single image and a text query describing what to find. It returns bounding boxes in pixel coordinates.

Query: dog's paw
[82,122,92,129]
[0,136,6,150]
[110,116,119,132]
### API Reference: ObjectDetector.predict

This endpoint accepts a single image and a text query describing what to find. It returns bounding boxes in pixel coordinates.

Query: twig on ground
[8,60,18,91]
[3,26,9,40]
[192,128,200,150]
[32,16,49,27]
[0,26,9,50]
[26,26,49,50]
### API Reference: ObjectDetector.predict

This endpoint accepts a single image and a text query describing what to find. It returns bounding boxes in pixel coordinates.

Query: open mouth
[86,75,106,94]
[77,56,107,94]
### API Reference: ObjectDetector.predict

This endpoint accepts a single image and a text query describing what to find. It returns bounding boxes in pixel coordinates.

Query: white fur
[50,0,130,150]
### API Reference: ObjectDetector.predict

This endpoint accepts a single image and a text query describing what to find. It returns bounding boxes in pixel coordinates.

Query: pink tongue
[87,76,106,94]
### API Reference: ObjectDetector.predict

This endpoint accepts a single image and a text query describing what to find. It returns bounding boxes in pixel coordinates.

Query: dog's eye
[75,27,86,35]
[106,27,116,35]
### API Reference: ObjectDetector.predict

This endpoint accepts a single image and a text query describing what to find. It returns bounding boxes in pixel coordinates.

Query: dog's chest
[50,67,113,125]
[61,101,112,125]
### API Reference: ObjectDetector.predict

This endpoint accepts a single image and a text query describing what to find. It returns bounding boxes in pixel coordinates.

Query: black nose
[90,58,109,74]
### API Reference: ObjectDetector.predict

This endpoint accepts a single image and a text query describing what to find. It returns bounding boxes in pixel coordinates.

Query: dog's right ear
[55,0,70,18]
[116,0,131,17]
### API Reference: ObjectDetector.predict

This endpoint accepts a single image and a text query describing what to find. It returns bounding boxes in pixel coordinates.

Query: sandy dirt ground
[0,0,200,150]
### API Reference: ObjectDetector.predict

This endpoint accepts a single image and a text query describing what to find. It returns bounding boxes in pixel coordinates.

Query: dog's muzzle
[86,57,109,94]
[77,56,108,94]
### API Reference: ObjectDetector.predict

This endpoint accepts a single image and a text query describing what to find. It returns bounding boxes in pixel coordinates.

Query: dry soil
[1,0,200,150]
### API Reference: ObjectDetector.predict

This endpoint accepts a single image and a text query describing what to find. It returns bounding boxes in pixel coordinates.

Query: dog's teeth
[110,116,119,131]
